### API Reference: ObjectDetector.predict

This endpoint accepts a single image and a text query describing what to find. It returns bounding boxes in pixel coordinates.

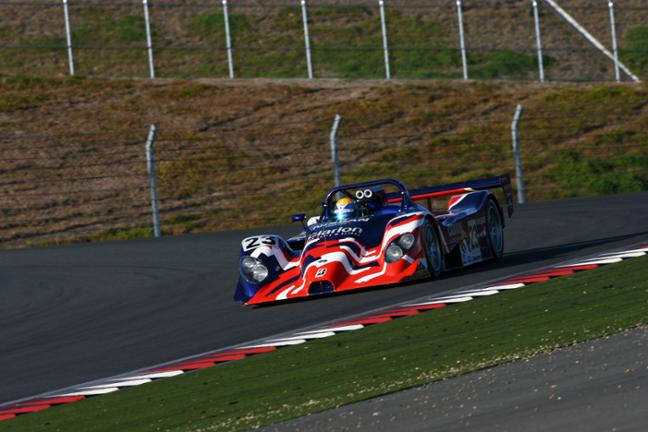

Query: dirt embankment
[0,76,646,247]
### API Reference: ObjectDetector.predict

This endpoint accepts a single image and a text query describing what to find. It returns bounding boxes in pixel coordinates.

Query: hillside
[0,76,646,247]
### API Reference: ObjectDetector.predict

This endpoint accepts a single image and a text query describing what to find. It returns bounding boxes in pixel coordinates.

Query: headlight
[385,243,404,263]
[241,256,269,283]
[385,233,416,263]
[397,233,416,250]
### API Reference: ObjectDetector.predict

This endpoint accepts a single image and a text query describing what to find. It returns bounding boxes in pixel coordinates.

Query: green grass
[309,8,543,79]
[0,8,155,77]
[621,26,648,80]
[0,6,547,79]
[189,12,250,44]
[546,150,648,197]
[468,51,553,80]
[5,8,648,80]
[73,9,149,45]
[4,254,648,431]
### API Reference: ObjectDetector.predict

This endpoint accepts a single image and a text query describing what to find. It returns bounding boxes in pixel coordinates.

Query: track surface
[264,326,648,432]
[1,192,648,403]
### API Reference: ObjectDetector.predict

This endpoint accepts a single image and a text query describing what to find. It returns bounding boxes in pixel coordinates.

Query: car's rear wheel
[486,199,504,260]
[423,221,443,278]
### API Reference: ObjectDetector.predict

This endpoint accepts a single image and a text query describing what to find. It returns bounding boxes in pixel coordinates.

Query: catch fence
[1,0,648,81]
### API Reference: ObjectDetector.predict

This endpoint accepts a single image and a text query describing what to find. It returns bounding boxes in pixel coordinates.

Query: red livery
[234,175,514,305]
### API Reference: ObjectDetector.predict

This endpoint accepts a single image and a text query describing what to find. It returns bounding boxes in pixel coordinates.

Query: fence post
[532,0,545,83]
[330,114,342,187]
[543,0,639,82]
[511,104,526,204]
[62,0,75,76]
[378,0,391,80]
[301,0,314,79]
[145,125,161,238]
[142,0,155,79]
[222,0,235,79]
[608,0,620,82]
[455,0,468,80]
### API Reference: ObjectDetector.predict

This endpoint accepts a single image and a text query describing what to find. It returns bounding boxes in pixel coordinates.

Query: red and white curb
[1,241,647,422]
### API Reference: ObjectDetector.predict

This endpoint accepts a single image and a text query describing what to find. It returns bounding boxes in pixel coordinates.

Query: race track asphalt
[1,192,648,403]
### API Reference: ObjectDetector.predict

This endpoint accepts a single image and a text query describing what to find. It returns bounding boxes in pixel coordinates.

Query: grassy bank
[0,77,647,247]
[3,254,648,431]
[3,2,648,81]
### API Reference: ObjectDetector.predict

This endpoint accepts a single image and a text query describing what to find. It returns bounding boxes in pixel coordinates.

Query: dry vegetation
[0,76,646,247]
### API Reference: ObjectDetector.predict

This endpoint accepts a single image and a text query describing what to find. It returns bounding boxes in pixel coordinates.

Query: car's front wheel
[423,221,444,278]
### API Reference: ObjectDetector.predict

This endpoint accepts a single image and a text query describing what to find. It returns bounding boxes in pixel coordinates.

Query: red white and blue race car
[234,175,514,305]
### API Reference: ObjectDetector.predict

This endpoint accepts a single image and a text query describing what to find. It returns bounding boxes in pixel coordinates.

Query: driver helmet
[334,197,355,221]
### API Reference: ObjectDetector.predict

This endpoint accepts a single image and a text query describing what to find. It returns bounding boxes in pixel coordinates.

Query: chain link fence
[1,0,648,81]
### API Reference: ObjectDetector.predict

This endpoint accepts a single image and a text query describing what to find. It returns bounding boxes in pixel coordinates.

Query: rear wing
[387,174,514,217]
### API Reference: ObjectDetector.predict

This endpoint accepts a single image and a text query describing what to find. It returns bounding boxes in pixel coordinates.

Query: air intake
[309,281,334,296]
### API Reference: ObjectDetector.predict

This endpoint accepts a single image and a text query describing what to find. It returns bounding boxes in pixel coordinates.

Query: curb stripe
[121,371,184,380]
[265,332,338,342]
[482,283,525,291]
[560,257,623,266]
[498,276,551,283]
[15,396,85,407]
[300,324,365,333]
[331,317,392,326]
[600,251,646,258]
[0,406,51,415]
[418,296,474,303]
[55,388,119,397]
[454,289,500,297]
[2,241,647,421]
[239,340,307,349]
[83,379,152,389]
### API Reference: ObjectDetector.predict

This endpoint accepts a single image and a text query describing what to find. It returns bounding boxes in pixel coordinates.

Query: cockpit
[327,185,400,222]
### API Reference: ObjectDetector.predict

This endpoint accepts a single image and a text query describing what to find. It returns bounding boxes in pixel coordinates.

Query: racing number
[242,236,276,252]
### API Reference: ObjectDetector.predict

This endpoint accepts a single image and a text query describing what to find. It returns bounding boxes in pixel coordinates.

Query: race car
[234,174,514,305]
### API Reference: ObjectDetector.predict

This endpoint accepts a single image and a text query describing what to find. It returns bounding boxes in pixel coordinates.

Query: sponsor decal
[460,220,483,265]
[315,268,327,278]
[446,222,464,237]
[308,225,364,241]
[473,216,486,226]
[315,218,370,228]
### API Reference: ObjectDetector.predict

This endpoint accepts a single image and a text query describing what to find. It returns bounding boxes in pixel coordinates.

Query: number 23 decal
[242,236,276,252]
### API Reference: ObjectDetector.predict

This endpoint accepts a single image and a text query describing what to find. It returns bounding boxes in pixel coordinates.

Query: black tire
[423,221,444,278]
[486,199,504,260]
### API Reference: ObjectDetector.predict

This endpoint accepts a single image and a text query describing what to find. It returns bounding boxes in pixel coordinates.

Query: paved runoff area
[264,326,648,432]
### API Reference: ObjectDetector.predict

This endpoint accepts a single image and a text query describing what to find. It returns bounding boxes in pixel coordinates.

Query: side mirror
[291,213,308,231]
[291,213,306,223]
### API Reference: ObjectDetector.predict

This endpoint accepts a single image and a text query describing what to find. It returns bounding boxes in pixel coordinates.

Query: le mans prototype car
[234,175,514,305]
